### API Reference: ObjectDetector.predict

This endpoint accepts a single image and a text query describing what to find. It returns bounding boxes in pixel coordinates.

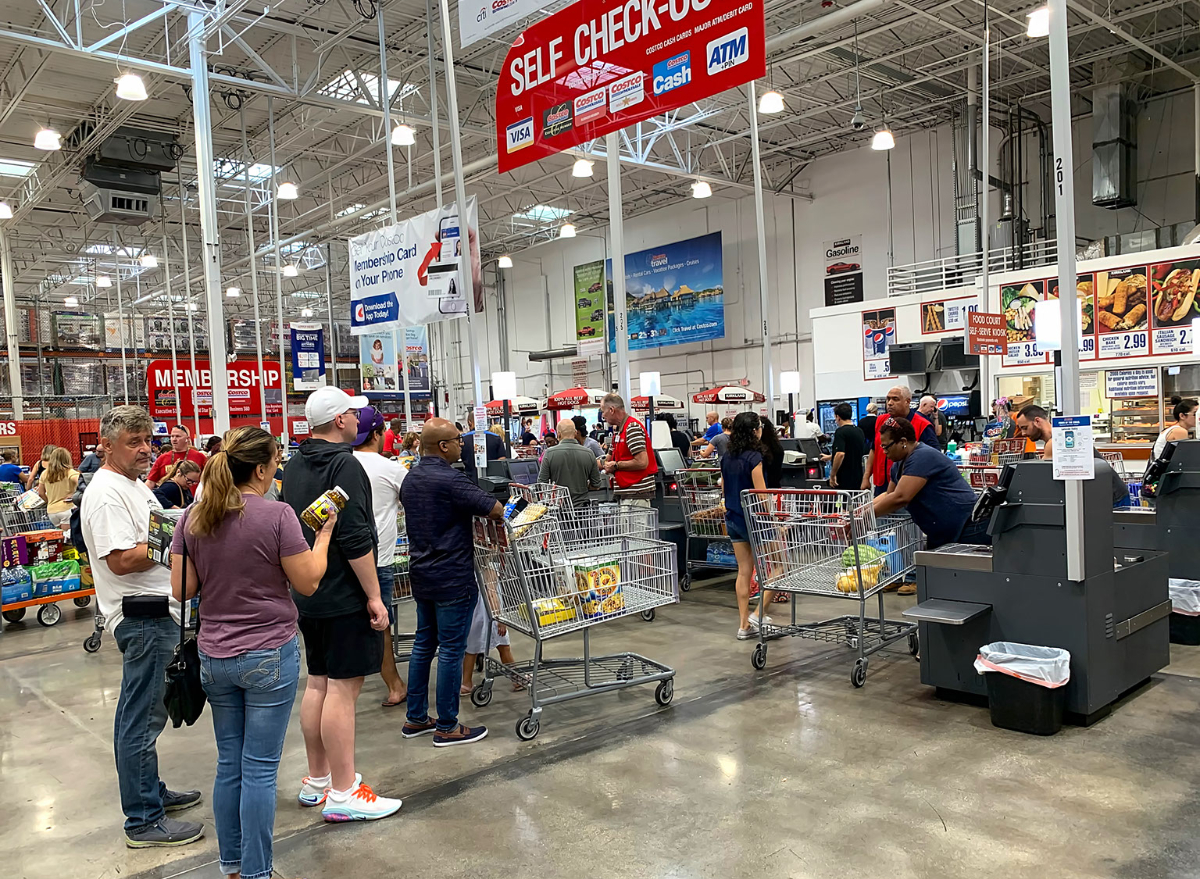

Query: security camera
[850,106,867,131]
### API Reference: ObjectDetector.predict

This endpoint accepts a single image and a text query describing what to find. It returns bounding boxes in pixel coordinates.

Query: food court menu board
[1000,255,1200,366]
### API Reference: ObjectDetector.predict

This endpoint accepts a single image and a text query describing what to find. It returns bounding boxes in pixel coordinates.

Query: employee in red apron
[862,385,938,496]
[600,393,658,506]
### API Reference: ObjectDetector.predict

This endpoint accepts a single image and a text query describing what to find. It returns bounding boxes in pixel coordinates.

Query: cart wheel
[470,682,493,708]
[851,658,868,688]
[751,643,768,670]
[640,608,655,623]
[73,596,91,608]
[516,713,540,741]
[83,633,102,654]
[908,632,920,658]
[475,654,484,673]
[678,574,691,593]
[654,680,674,706]
[38,603,62,627]
[2,609,26,623]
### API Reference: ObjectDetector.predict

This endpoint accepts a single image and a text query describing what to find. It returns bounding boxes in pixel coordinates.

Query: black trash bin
[985,671,1067,735]
[1169,613,1200,645]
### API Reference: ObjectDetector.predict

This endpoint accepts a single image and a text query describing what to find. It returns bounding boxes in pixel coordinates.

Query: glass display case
[1108,395,1160,446]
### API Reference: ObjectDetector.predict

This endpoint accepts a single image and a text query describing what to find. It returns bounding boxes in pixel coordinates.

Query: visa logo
[653,51,691,96]
[506,117,533,153]
[707,27,750,75]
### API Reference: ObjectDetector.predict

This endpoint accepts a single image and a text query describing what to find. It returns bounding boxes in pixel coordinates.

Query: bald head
[706,411,719,425]
[420,418,462,462]
[556,419,577,440]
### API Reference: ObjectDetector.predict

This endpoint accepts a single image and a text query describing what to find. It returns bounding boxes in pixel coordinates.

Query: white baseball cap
[305,386,369,428]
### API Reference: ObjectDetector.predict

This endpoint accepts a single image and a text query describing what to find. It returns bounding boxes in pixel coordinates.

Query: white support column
[188,10,230,435]
[161,224,181,425]
[378,11,398,225]
[747,82,775,414]
[112,228,130,404]
[1047,0,1085,581]
[438,0,484,411]
[0,230,23,418]
[607,132,631,400]
[178,174,200,437]
[979,15,991,407]
[240,106,269,423]
[267,97,290,448]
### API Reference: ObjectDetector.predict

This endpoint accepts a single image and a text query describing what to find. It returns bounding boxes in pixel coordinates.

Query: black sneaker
[432,724,488,748]
[163,789,202,813]
[125,817,204,849]
[401,717,437,738]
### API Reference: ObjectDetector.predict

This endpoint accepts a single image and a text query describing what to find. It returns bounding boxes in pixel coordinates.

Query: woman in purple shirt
[171,427,334,879]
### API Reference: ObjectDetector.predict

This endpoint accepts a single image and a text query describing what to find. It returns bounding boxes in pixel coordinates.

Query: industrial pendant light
[759,90,785,114]
[115,72,148,101]
[282,264,299,277]
[871,127,895,150]
[140,253,158,268]
[691,180,713,199]
[572,159,594,178]
[64,296,79,308]
[498,255,513,268]
[559,223,577,239]
[34,128,61,150]
[391,123,416,146]
[276,181,299,200]
[1026,6,1050,37]
[226,286,241,297]
[96,274,112,288]
[0,202,12,219]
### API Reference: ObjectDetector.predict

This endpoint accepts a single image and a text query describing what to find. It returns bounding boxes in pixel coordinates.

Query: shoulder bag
[163,524,206,728]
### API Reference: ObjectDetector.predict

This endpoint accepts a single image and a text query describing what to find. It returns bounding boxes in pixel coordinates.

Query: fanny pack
[122,595,170,619]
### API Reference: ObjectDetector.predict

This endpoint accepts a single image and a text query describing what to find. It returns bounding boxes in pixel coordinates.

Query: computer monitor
[657,448,686,475]
[507,459,540,485]
[485,460,510,479]
[778,438,800,453]
[798,438,823,462]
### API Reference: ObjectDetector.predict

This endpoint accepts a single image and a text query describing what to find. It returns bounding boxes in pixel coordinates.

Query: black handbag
[163,531,206,728]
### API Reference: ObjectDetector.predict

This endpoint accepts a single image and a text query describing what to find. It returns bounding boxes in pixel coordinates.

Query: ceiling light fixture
[226,286,241,297]
[34,128,61,150]
[282,264,299,277]
[64,296,79,308]
[96,274,112,288]
[1026,5,1050,37]
[301,307,314,317]
[276,181,299,200]
[572,159,594,178]
[691,180,713,199]
[498,255,513,268]
[139,253,158,268]
[115,72,148,101]
[0,202,12,220]
[559,223,577,239]
[758,90,785,114]
[871,127,896,150]
[391,123,416,146]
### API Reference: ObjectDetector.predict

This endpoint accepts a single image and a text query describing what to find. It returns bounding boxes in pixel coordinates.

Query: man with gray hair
[539,419,605,504]
[918,394,950,450]
[600,393,658,505]
[81,405,204,848]
[862,386,939,495]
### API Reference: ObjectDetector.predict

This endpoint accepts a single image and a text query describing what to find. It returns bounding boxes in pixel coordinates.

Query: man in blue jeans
[80,405,203,847]
[400,418,503,746]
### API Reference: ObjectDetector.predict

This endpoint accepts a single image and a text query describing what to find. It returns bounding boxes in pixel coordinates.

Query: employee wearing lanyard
[600,393,658,506]
[872,416,990,550]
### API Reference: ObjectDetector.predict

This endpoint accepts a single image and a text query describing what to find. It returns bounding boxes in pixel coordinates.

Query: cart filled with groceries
[0,500,95,631]
[675,467,736,592]
[742,488,922,687]
[470,496,678,740]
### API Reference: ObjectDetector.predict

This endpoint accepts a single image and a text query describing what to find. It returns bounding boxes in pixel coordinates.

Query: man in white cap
[282,387,401,822]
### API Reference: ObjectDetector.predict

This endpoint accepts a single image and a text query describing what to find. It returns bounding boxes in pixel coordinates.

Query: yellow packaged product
[510,503,549,538]
[575,556,623,617]
[518,596,577,626]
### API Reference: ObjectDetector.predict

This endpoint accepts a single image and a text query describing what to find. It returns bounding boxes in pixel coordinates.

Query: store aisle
[2,587,1200,879]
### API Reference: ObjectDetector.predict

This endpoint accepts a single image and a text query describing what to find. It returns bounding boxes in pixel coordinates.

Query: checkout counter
[905,459,1170,724]
[1114,439,1200,579]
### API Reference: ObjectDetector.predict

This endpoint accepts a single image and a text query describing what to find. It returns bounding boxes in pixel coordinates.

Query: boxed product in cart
[31,560,82,596]
[146,509,184,568]
[1,565,34,604]
[3,530,66,567]
[572,549,625,618]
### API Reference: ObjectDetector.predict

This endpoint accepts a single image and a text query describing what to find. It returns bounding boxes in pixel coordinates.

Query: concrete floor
[3,578,1200,879]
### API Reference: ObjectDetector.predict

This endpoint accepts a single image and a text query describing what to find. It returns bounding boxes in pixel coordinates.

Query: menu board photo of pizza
[1095,266,1150,358]
[1149,258,1200,355]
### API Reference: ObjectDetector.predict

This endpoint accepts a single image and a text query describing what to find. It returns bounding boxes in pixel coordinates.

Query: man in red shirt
[862,386,939,496]
[382,418,402,458]
[146,425,207,488]
[600,393,658,505]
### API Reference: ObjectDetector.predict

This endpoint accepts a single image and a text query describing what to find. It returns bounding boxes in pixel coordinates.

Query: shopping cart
[0,508,96,630]
[675,468,735,592]
[390,511,415,662]
[742,489,922,687]
[509,481,574,511]
[470,511,677,740]
[553,503,661,620]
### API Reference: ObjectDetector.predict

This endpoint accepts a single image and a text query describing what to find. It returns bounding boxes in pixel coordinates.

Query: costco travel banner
[574,260,607,356]
[496,0,766,174]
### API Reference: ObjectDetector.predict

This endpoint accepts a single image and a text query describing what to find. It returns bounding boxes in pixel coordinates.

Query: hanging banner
[146,359,283,419]
[862,307,896,380]
[602,232,725,352]
[348,197,483,333]
[823,236,864,307]
[359,332,398,393]
[573,259,607,356]
[458,0,559,48]
[290,322,326,391]
[495,0,767,174]
[967,311,1006,355]
[400,326,431,395]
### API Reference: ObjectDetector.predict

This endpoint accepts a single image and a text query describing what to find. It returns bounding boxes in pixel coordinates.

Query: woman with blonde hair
[38,447,78,529]
[171,427,336,879]
[23,443,57,489]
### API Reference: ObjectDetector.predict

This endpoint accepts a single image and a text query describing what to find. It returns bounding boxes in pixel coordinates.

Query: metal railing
[887,240,1058,298]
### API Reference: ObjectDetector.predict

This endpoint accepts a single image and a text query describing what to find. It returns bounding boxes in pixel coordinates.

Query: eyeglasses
[441,435,464,445]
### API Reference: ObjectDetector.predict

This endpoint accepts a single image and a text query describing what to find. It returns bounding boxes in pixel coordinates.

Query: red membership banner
[496,0,767,175]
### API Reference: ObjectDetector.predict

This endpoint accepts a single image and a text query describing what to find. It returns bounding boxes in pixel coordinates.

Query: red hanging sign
[146,359,284,419]
[495,0,767,175]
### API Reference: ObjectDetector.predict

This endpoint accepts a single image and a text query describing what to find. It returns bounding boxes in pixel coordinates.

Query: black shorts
[298,611,384,680]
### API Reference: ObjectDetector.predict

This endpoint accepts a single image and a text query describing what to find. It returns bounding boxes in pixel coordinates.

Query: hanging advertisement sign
[921,297,977,334]
[862,307,896,380]
[823,236,864,307]
[571,359,589,386]
[400,326,431,395]
[602,232,724,353]
[495,0,767,174]
[1000,280,1049,366]
[146,359,283,419]
[573,259,607,356]
[967,311,1006,355]
[359,332,398,393]
[290,323,326,391]
[458,0,559,49]
[348,197,483,333]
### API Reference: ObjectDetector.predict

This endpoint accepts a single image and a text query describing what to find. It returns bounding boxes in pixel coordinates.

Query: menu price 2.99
[1098,330,1149,358]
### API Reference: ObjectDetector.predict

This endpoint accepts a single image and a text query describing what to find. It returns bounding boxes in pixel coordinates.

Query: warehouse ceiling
[0,0,1196,322]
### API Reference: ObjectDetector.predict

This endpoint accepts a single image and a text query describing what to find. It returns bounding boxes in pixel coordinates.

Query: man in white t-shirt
[352,406,408,709]
[80,405,204,849]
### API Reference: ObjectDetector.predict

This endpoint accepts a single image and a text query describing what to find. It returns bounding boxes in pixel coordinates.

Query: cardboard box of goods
[146,509,185,568]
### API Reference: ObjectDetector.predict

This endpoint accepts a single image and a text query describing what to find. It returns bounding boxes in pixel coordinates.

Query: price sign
[1098,330,1150,358]
[474,404,489,472]
[865,358,891,380]
[1153,325,1193,356]
[1005,340,1047,365]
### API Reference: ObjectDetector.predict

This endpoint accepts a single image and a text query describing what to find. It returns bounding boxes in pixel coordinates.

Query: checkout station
[904,458,1172,724]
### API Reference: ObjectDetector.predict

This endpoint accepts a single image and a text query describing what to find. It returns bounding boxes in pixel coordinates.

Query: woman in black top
[153,458,201,509]
[758,415,784,488]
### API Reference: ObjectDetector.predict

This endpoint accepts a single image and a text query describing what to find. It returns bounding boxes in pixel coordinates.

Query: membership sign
[496,0,767,174]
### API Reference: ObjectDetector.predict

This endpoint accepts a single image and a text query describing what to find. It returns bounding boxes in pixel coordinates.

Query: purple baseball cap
[354,406,386,446]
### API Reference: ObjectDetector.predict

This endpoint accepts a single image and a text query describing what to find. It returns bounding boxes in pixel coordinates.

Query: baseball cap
[305,386,369,428]
[353,406,385,447]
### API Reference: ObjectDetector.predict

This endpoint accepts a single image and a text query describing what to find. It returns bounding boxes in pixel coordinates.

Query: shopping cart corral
[471,511,678,740]
[742,489,922,687]
[676,468,736,592]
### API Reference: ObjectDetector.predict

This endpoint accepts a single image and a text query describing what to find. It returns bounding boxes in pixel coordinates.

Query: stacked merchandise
[1,529,83,603]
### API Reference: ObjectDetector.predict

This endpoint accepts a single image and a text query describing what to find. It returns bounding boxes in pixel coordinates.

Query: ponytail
[186,427,278,537]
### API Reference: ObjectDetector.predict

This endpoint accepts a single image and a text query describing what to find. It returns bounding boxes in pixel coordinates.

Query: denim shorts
[377,564,396,626]
[726,514,749,543]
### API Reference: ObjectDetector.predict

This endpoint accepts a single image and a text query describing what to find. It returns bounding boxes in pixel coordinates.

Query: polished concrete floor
[3,578,1200,879]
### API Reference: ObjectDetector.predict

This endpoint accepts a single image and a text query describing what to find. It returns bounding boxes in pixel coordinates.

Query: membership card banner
[496,0,766,174]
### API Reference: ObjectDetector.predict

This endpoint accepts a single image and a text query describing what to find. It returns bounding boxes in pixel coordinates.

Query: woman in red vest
[600,394,658,505]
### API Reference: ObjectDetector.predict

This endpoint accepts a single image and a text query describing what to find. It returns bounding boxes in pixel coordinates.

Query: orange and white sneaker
[321,781,402,822]
[298,773,360,807]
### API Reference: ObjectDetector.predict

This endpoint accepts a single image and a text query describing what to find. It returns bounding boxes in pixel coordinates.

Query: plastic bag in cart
[1169,579,1200,616]
[973,642,1071,689]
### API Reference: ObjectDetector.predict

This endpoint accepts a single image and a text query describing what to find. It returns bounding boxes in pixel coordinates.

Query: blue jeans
[113,616,178,832]
[406,590,475,732]
[378,564,396,626]
[200,638,301,879]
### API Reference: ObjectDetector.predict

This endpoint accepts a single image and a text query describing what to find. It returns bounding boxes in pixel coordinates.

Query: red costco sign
[967,311,1007,355]
[496,0,766,174]
[146,359,284,418]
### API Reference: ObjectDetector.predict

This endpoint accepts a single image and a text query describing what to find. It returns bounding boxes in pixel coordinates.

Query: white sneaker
[747,614,773,631]
[322,781,402,822]
[298,773,360,807]
[737,627,756,640]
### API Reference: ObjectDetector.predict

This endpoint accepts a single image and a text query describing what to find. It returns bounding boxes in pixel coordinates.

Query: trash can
[1168,579,1200,645]
[974,642,1071,736]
